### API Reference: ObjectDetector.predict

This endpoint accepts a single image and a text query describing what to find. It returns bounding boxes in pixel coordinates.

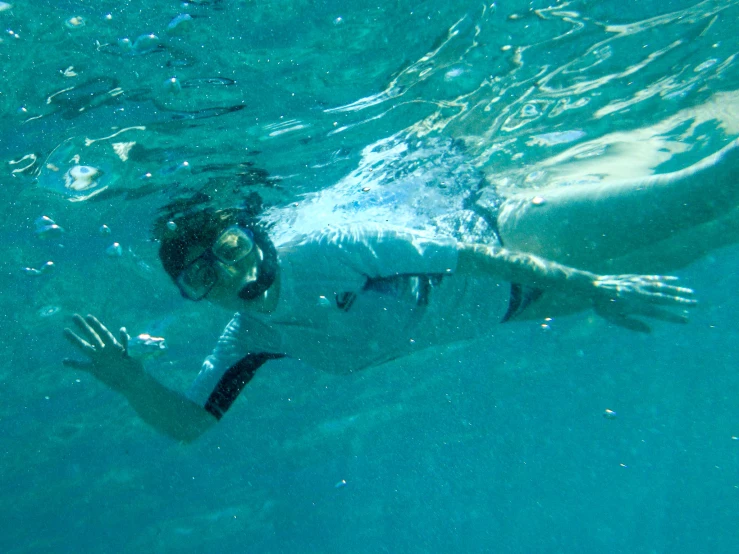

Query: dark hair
[158,207,271,281]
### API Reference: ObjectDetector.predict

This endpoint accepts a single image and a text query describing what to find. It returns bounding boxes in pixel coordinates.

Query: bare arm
[64,314,217,443]
[458,244,597,292]
[457,244,696,329]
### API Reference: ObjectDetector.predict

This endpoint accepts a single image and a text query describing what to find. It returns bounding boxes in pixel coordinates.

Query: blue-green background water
[1,0,738,552]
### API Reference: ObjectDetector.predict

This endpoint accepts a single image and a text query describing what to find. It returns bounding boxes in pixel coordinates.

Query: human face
[176,226,261,302]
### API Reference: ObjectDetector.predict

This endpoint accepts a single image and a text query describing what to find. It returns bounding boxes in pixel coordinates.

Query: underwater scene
[1,0,738,552]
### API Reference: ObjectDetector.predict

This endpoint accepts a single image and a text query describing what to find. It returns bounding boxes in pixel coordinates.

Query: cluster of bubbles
[94,12,193,58]
[26,215,123,276]
[34,215,64,240]
[22,260,54,277]
[23,216,60,275]
[98,224,123,257]
[27,214,169,352]
[103,228,122,257]
[107,12,194,99]
[25,214,170,356]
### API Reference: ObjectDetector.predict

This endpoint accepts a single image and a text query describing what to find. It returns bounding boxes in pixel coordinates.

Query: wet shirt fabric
[187,224,511,411]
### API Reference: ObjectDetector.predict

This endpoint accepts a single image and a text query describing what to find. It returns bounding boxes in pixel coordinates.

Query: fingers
[84,314,119,348]
[65,314,126,362]
[72,314,104,348]
[640,290,697,306]
[637,280,695,300]
[64,327,95,352]
[657,287,695,300]
[119,327,129,354]
[606,275,697,306]
[651,298,695,308]
[624,274,678,282]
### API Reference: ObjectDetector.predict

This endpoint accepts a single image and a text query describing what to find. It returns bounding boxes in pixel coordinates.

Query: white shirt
[187,223,511,407]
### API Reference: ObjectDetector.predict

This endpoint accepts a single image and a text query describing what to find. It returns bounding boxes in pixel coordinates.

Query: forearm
[457,244,597,296]
[64,314,220,442]
[122,371,217,443]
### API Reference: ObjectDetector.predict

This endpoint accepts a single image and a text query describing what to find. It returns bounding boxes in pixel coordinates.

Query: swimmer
[62,138,738,442]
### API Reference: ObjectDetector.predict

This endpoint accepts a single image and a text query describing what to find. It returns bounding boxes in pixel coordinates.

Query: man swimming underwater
[63,137,738,442]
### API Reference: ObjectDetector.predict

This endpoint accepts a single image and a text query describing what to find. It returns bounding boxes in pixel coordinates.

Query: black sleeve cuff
[204,353,285,420]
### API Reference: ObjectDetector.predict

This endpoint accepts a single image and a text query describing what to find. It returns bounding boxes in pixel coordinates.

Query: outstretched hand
[592,274,696,332]
[63,314,145,392]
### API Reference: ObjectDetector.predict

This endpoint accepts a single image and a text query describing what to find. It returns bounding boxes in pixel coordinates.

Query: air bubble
[163,77,182,94]
[106,242,123,257]
[118,37,133,51]
[35,215,56,228]
[35,224,65,239]
[167,14,193,35]
[133,34,161,55]
[65,16,85,29]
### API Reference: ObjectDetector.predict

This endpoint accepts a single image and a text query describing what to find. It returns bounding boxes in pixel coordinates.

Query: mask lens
[177,257,217,300]
[212,226,254,266]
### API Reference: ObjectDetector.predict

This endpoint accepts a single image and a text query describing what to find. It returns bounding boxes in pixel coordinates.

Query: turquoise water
[2,0,739,552]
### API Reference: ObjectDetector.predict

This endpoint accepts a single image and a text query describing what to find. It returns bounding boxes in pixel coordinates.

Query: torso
[241,228,511,374]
